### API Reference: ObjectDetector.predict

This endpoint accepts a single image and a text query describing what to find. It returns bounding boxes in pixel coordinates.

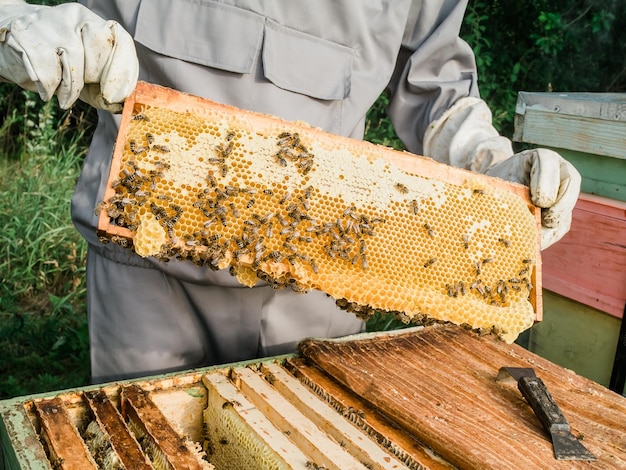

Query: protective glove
[423,97,581,250]
[0,0,138,112]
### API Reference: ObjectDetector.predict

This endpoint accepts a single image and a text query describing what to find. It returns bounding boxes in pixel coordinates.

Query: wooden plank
[0,402,53,470]
[517,110,626,159]
[83,390,153,469]
[514,92,626,159]
[259,362,407,470]
[555,148,626,203]
[298,325,626,470]
[541,193,626,318]
[33,398,98,469]
[233,366,368,469]
[120,385,209,469]
[283,357,456,470]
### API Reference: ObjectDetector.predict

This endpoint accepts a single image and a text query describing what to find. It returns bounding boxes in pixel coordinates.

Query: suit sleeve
[387,0,479,154]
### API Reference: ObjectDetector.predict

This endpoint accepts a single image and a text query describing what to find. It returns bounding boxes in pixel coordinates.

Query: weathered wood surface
[283,357,456,469]
[298,325,626,469]
[33,398,98,469]
[84,390,153,470]
[120,385,208,470]
[542,193,626,318]
[514,92,626,159]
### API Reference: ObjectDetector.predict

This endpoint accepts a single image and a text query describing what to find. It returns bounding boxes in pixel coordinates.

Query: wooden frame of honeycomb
[97,81,542,342]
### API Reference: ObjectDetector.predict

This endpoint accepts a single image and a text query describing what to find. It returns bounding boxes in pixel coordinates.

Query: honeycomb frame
[97,81,542,342]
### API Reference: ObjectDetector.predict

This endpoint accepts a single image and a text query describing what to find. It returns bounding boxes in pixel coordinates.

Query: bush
[461,0,626,137]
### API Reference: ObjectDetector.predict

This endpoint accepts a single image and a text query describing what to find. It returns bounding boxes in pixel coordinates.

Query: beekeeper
[0,0,580,383]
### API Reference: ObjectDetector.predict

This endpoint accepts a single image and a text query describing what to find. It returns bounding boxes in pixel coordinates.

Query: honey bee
[206,174,217,188]
[446,283,458,297]
[424,223,435,238]
[522,258,535,264]
[292,132,302,146]
[519,267,530,276]
[93,201,107,216]
[474,261,482,276]
[298,159,313,174]
[279,192,292,205]
[410,199,420,215]
[247,198,256,208]
[458,281,467,295]
[423,257,437,268]
[282,242,297,253]
[263,189,274,196]
[111,235,132,248]
[343,205,356,218]
[145,132,154,144]
[152,144,170,153]
[461,234,470,250]
[394,182,409,194]
[267,251,283,262]
[229,203,240,218]
[275,154,288,167]
[498,237,511,248]
[217,142,233,157]
[132,113,150,121]
[473,188,485,195]
[470,280,485,297]
[226,130,236,141]
[304,186,313,199]
[310,258,319,274]
[482,258,493,265]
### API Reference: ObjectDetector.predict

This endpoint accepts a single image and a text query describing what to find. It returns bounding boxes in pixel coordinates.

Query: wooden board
[541,193,626,318]
[297,324,626,469]
[513,92,626,160]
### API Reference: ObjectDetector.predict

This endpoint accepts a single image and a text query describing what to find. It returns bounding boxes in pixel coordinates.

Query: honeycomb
[202,371,310,468]
[98,82,540,343]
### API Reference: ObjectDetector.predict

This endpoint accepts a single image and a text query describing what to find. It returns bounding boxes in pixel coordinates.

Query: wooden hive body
[1,326,625,469]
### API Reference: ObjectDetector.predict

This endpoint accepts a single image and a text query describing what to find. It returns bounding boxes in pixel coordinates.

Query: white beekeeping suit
[0,0,580,383]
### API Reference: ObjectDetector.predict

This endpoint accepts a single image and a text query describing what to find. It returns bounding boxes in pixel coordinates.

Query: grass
[0,89,93,399]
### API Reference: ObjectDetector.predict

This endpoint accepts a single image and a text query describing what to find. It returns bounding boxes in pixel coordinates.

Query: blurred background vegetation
[1,0,624,399]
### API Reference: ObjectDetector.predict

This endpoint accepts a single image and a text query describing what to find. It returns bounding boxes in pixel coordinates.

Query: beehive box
[96,82,542,343]
[1,325,625,469]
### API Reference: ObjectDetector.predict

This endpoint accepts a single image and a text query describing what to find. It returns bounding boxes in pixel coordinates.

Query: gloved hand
[423,97,581,250]
[0,0,138,112]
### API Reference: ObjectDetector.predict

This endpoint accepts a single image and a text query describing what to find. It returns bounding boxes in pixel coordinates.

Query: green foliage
[0,87,93,398]
[363,92,405,151]
[461,0,625,137]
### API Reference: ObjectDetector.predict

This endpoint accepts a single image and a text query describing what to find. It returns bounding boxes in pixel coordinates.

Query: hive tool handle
[517,375,597,461]
[517,376,568,434]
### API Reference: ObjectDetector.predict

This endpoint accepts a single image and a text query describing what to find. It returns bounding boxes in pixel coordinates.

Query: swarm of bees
[98,119,390,295]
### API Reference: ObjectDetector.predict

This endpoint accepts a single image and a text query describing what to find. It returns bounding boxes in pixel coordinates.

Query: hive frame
[97,81,542,321]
